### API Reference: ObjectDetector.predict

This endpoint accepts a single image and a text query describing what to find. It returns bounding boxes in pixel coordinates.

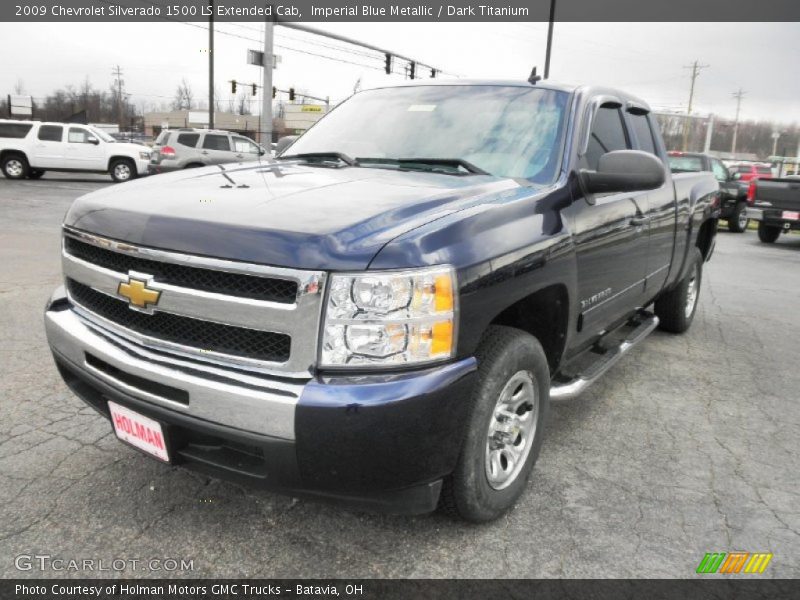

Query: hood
[65,161,520,270]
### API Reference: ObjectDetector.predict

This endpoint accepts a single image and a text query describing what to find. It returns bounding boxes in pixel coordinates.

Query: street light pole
[260,19,274,146]
[208,0,214,129]
[544,0,556,79]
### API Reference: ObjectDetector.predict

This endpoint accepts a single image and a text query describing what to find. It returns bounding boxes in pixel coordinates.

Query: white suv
[0,120,151,183]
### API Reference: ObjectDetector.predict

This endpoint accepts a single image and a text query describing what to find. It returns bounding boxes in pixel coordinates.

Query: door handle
[630,216,649,226]
[235,154,244,159]
[201,151,209,155]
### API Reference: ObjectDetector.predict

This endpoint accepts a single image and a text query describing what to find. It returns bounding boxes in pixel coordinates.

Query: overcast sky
[0,21,798,124]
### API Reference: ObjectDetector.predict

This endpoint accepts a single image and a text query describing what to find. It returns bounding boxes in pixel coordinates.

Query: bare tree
[236,91,252,115]
[172,79,195,110]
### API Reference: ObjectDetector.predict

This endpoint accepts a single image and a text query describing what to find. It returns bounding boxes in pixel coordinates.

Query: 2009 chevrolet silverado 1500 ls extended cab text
[44,81,719,522]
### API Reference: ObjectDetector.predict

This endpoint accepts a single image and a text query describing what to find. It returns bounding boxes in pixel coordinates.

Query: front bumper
[45,287,478,514]
[135,158,151,176]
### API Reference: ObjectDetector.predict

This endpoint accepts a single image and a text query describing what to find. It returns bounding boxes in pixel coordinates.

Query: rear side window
[585,106,629,171]
[668,155,704,173]
[154,131,171,146]
[628,113,657,156]
[177,133,200,148]
[0,123,33,138]
[202,134,230,151]
[38,125,63,142]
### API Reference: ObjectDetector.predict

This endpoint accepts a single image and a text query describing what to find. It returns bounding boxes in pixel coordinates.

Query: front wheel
[727,202,749,233]
[110,159,136,183]
[655,247,703,334]
[757,222,781,244]
[440,326,549,522]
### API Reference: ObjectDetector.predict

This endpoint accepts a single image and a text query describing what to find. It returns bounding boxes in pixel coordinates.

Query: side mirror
[581,150,665,199]
[275,135,298,156]
[732,172,742,180]
[87,136,99,145]
[259,147,267,156]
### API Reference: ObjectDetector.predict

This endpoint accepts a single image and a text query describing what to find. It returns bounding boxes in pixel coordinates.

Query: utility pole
[208,0,214,129]
[260,19,274,146]
[703,114,715,153]
[112,65,124,130]
[682,60,709,151]
[544,0,556,79]
[731,88,746,155]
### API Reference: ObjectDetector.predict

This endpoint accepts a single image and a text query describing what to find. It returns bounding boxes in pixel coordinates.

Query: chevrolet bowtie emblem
[118,277,161,309]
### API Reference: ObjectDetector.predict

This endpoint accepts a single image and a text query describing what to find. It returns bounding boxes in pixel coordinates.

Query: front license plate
[782,211,800,221]
[108,401,169,462]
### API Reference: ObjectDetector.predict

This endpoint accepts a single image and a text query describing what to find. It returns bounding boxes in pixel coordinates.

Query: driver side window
[585,106,630,171]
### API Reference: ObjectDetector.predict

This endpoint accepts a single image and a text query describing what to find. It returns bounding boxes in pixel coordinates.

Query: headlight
[139,151,151,160]
[320,266,457,368]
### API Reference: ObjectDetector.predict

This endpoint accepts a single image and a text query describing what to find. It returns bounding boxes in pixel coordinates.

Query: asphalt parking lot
[1,173,798,579]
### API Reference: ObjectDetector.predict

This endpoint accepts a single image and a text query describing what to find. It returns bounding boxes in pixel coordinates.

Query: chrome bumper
[45,287,304,440]
[746,208,764,220]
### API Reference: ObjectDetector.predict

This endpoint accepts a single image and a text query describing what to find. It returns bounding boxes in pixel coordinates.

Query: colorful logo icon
[696,552,773,574]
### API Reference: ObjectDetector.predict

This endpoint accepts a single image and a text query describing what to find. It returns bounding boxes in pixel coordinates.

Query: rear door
[199,133,233,164]
[568,101,650,340]
[32,125,65,168]
[64,127,105,171]
[626,108,674,295]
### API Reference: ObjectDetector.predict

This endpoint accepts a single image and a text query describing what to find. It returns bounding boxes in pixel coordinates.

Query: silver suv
[149,128,266,173]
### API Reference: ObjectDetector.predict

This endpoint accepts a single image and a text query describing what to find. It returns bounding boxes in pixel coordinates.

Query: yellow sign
[300,106,323,112]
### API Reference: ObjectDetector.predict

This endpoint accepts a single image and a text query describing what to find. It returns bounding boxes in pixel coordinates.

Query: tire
[28,169,45,179]
[655,247,703,334]
[757,222,781,244]
[109,158,136,183]
[440,325,550,523]
[1,154,29,180]
[727,202,749,233]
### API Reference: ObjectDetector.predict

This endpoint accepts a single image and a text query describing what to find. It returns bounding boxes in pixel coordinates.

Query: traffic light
[384,53,392,75]
[430,68,437,78]
[409,61,416,80]
[288,88,295,101]
[252,83,257,96]
[272,86,276,99]
[231,80,237,94]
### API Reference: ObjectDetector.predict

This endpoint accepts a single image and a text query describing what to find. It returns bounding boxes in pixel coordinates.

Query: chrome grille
[61,227,326,377]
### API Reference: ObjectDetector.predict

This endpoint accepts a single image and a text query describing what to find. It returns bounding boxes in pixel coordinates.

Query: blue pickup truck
[44,80,718,522]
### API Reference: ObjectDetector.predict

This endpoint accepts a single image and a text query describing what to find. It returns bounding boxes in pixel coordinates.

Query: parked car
[747,177,800,242]
[148,128,266,173]
[0,119,151,182]
[44,80,719,522]
[668,151,751,232]
[730,163,774,182]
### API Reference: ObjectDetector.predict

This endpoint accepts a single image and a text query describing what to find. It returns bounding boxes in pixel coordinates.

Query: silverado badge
[117,275,161,311]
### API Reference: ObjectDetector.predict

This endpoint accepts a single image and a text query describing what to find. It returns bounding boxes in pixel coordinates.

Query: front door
[65,127,105,171]
[568,104,650,343]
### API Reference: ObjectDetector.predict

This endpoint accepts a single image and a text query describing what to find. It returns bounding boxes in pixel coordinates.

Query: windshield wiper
[356,157,489,175]
[278,152,357,167]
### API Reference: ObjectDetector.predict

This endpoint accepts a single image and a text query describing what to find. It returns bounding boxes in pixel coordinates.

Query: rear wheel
[727,202,749,233]
[655,247,703,334]
[1,154,29,179]
[110,159,136,183]
[28,169,45,179]
[757,222,781,244]
[440,326,549,522]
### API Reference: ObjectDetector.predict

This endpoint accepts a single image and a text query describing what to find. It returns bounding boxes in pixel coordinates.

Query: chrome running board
[550,312,659,401]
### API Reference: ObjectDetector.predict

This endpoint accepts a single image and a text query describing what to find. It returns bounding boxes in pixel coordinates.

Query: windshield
[285,85,569,183]
[89,127,116,143]
[668,155,704,172]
